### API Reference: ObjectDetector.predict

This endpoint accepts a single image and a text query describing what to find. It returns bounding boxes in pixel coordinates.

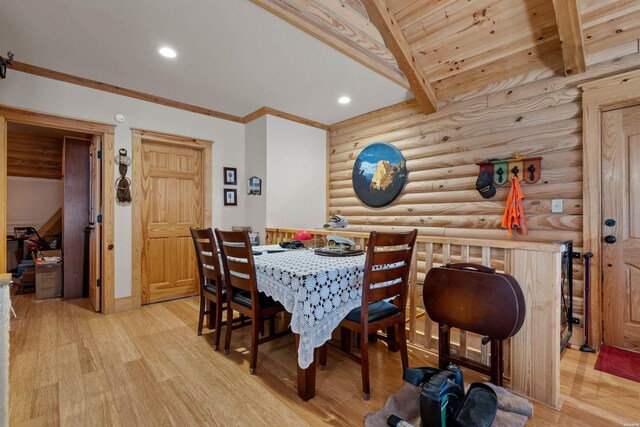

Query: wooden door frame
[0,104,116,313]
[131,128,212,310]
[581,69,640,350]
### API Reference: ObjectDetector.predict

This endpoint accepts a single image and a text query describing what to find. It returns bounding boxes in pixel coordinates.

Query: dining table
[251,245,367,400]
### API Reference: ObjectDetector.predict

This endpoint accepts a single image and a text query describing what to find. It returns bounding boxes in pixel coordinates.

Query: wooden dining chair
[214,229,290,374]
[190,227,229,350]
[339,229,418,399]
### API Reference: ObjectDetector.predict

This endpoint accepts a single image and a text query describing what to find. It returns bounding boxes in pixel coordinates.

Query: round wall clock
[352,142,407,207]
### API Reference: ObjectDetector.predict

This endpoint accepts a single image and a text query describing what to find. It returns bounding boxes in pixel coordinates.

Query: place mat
[313,247,364,257]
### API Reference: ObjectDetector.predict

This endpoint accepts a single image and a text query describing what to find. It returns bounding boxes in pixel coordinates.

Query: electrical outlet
[551,199,563,213]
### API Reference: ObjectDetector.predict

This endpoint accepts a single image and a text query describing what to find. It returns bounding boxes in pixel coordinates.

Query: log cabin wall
[328,52,640,344]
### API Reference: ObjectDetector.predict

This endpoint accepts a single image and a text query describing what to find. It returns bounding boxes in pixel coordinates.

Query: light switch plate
[551,199,563,213]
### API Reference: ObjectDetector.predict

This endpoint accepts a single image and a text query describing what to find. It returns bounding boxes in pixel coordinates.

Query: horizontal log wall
[328,53,640,346]
[7,131,62,180]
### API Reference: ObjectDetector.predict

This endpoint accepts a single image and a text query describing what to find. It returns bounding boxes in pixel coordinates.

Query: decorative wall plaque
[352,142,407,208]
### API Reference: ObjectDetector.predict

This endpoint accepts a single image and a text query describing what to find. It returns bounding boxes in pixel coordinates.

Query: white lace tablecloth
[252,245,366,369]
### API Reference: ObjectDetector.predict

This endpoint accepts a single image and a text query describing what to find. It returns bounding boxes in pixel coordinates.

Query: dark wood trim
[9,61,245,123]
[242,106,329,130]
[0,104,114,134]
[9,61,331,130]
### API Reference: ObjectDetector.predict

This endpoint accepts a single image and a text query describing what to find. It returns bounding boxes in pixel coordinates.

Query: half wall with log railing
[265,227,565,409]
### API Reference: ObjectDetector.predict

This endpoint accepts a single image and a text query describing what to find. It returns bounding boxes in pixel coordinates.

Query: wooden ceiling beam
[361,0,437,114]
[552,0,586,75]
[250,0,409,89]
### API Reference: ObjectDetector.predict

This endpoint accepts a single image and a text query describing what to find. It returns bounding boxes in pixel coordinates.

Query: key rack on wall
[476,156,542,186]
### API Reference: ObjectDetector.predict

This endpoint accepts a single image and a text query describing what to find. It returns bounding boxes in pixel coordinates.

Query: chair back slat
[190,227,222,292]
[220,242,250,259]
[370,247,411,266]
[215,229,259,300]
[370,283,404,302]
[369,231,416,247]
[360,230,418,318]
[368,264,408,283]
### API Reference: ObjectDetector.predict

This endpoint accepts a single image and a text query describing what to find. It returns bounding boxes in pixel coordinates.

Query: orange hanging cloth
[502,176,528,237]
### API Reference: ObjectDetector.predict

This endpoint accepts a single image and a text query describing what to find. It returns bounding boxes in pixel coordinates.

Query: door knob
[604,235,617,244]
[605,218,616,227]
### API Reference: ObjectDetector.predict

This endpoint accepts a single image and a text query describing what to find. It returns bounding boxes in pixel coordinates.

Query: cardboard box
[33,249,63,261]
[36,262,63,299]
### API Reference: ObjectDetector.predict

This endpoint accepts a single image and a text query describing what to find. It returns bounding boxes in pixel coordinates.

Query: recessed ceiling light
[158,46,177,58]
[338,96,351,104]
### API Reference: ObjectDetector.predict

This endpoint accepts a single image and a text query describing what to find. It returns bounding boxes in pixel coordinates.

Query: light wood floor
[8,293,640,426]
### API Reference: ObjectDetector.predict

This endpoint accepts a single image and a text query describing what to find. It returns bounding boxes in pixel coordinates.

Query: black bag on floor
[398,366,498,427]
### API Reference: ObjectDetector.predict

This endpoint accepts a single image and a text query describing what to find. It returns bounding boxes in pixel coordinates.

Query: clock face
[352,142,407,208]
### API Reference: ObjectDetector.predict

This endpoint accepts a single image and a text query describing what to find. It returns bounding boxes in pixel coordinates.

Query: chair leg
[197,296,205,336]
[269,314,276,337]
[207,300,214,329]
[250,320,259,375]
[340,327,351,352]
[224,307,233,355]
[214,302,224,351]
[398,323,409,370]
[360,329,370,400]
[386,325,399,352]
[318,344,327,370]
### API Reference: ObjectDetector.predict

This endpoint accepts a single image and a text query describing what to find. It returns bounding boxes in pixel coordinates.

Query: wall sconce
[248,176,262,195]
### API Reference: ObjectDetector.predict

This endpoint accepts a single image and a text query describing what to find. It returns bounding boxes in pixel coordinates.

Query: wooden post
[424,242,434,349]
[409,242,418,342]
[507,249,563,409]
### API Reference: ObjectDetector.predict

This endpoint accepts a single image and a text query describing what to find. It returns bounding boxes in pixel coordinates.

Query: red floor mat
[594,344,640,383]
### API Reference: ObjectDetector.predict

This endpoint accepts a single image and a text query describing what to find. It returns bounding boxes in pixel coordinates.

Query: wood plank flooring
[8,293,640,426]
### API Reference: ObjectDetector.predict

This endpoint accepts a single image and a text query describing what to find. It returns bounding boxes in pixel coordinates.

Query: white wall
[0,73,245,298]
[6,176,63,271]
[244,116,267,237]
[6,177,63,233]
[266,115,326,231]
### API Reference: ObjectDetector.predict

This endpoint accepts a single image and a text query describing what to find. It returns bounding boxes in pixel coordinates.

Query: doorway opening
[582,69,640,351]
[0,106,115,313]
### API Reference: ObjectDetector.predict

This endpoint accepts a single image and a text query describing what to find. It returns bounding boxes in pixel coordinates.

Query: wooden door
[602,105,640,352]
[63,137,91,299]
[139,140,202,304]
[88,135,101,311]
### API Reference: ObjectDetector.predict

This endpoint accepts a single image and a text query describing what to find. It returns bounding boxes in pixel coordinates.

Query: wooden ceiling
[7,123,90,180]
[255,0,640,113]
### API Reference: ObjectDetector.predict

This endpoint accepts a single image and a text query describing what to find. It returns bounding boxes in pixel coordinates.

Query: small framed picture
[224,167,237,185]
[224,188,237,206]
